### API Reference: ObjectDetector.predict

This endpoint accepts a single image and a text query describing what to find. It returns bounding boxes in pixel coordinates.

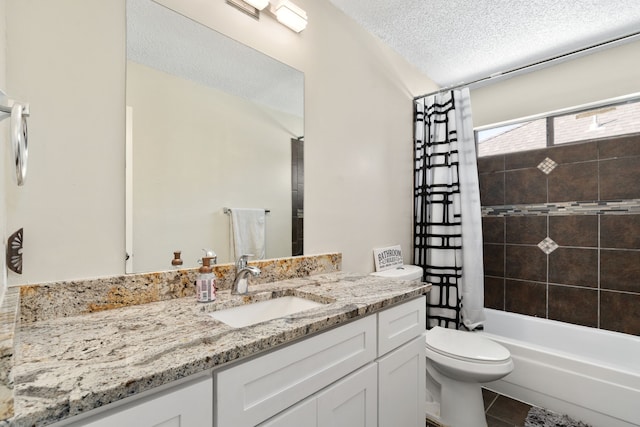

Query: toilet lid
[425,326,510,363]
[371,265,423,281]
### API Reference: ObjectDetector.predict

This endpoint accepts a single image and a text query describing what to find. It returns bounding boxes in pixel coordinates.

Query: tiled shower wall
[478,133,640,336]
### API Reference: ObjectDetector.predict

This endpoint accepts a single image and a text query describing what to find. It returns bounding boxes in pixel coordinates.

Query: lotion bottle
[195,256,217,303]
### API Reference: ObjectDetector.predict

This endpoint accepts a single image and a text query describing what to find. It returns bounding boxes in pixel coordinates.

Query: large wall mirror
[126,0,304,273]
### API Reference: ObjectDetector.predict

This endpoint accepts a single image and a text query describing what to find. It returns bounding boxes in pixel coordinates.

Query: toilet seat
[425,326,511,364]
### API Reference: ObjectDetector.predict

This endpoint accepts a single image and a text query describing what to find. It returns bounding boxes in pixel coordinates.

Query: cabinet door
[378,335,426,427]
[259,397,317,427]
[75,377,212,427]
[216,315,376,426]
[317,363,377,427]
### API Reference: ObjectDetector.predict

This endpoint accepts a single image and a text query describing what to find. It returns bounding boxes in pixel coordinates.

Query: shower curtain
[414,88,485,330]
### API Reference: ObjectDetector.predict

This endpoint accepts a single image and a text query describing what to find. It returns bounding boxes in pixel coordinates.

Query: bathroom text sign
[373,245,403,271]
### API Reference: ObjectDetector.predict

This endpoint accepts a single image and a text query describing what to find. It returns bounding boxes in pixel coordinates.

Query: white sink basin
[209,296,325,328]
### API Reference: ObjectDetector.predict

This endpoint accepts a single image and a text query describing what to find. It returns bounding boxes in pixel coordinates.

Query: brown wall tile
[505,169,547,204]
[549,248,598,287]
[600,250,640,293]
[505,280,546,317]
[549,216,598,247]
[505,148,549,170]
[483,217,505,244]
[480,172,505,206]
[479,133,640,335]
[548,285,598,328]
[506,245,547,282]
[600,156,640,200]
[598,134,640,159]
[484,244,505,277]
[601,214,640,249]
[601,291,640,335]
[600,291,640,335]
[506,216,547,244]
[547,141,598,164]
[484,276,504,310]
[548,162,598,203]
[478,155,505,173]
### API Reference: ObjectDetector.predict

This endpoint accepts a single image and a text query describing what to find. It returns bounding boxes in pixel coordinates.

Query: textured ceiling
[328,0,640,87]
[127,0,303,117]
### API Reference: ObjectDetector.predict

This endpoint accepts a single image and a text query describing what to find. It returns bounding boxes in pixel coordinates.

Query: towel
[229,208,266,261]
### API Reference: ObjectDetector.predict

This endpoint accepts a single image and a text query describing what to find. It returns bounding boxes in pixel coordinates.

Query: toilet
[424,326,513,427]
[370,246,513,427]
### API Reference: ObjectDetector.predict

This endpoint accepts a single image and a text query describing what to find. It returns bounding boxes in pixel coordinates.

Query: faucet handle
[236,254,254,269]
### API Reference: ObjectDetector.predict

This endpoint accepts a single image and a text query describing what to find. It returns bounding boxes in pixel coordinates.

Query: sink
[209,296,326,328]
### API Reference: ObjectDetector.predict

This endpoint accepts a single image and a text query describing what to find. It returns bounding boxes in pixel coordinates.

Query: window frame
[474,94,640,157]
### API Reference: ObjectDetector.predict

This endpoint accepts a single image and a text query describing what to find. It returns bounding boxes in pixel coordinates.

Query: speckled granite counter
[5,272,429,426]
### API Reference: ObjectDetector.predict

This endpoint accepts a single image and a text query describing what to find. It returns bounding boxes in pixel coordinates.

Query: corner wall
[471,39,640,126]
[0,0,7,301]
[6,0,125,285]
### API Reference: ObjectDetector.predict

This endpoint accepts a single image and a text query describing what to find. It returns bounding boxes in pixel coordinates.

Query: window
[476,97,640,157]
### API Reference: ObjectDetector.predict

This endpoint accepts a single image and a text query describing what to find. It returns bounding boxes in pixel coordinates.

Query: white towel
[229,208,266,260]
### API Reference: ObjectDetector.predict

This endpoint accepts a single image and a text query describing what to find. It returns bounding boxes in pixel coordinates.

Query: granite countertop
[7,272,430,426]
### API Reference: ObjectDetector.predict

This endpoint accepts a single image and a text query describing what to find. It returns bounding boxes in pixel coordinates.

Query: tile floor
[425,388,534,427]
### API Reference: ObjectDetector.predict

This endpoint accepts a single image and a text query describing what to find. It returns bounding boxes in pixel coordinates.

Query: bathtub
[480,309,640,427]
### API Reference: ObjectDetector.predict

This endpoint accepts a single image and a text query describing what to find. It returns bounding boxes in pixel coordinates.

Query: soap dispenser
[195,256,217,303]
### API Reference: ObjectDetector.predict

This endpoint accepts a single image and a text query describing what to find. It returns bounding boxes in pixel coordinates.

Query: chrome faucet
[231,254,261,295]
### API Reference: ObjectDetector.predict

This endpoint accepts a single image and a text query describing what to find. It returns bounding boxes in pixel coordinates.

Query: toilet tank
[370,265,423,282]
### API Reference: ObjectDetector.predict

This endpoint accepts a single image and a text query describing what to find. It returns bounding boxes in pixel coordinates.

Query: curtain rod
[414,30,640,101]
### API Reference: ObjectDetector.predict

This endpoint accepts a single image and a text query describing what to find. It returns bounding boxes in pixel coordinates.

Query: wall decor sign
[373,245,403,271]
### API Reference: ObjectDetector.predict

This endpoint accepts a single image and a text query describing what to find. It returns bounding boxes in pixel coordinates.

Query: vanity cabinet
[60,376,213,427]
[216,296,426,427]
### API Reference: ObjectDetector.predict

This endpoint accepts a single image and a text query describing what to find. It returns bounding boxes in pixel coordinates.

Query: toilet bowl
[425,326,513,427]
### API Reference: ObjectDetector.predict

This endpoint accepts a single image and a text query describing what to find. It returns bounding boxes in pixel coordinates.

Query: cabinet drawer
[377,296,425,356]
[215,315,377,426]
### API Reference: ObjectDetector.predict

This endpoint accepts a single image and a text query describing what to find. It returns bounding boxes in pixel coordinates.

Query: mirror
[126,0,304,273]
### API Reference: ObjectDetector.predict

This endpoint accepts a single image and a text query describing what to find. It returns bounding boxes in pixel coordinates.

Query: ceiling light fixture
[272,0,308,33]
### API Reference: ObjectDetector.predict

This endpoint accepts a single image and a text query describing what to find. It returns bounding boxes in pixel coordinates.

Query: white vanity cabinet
[60,376,213,427]
[216,296,426,427]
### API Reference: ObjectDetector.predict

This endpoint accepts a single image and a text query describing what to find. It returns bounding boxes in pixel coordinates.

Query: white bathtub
[481,308,640,427]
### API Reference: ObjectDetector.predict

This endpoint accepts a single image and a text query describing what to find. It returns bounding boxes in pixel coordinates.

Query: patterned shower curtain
[414,88,485,330]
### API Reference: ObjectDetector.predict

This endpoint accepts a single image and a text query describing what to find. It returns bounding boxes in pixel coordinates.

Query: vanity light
[272,0,308,33]
[226,0,308,33]
[244,0,269,10]
[226,0,261,19]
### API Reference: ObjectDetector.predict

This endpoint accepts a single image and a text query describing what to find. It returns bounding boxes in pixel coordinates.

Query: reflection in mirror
[126,0,304,273]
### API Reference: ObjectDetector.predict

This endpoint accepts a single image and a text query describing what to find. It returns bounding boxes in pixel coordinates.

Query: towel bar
[223,208,270,214]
